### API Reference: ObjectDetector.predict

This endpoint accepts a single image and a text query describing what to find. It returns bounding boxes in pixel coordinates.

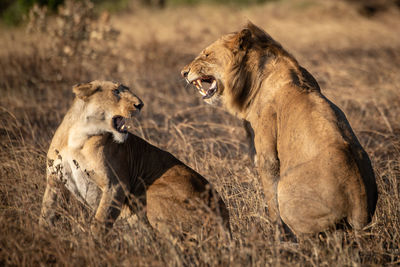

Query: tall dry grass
[1,0,399,265]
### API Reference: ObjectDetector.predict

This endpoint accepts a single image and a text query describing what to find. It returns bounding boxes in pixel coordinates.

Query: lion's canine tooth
[210,80,217,89]
[121,125,126,131]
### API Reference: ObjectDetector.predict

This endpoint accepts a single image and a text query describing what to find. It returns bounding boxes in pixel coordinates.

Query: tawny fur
[181,23,377,236]
[39,80,229,239]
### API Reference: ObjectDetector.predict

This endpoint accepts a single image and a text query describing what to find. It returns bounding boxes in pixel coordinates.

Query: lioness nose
[134,102,144,110]
[181,68,190,78]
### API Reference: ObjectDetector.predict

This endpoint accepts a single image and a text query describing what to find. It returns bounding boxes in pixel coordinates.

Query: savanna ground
[1,0,399,265]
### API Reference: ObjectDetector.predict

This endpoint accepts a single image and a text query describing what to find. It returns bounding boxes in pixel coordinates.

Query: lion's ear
[237,28,251,51]
[72,82,99,101]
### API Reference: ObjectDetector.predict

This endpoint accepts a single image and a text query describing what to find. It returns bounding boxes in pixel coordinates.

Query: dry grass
[1,0,400,265]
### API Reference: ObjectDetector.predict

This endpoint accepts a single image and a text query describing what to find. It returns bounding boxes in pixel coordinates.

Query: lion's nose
[181,68,190,78]
[134,102,144,110]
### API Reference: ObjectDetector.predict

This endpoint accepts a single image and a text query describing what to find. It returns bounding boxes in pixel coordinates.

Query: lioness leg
[40,156,66,227]
[145,168,227,239]
[40,177,63,227]
[146,191,222,239]
[91,184,126,238]
[146,182,205,236]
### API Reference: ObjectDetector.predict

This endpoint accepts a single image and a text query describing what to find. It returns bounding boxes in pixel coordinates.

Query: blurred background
[0,0,399,266]
[1,0,400,25]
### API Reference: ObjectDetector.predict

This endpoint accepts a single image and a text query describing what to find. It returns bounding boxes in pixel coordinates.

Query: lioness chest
[48,143,107,210]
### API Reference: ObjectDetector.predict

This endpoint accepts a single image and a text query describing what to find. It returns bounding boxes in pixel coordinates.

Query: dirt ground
[1,0,399,265]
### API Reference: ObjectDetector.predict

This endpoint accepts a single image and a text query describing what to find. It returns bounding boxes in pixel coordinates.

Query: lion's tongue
[196,79,216,96]
[202,81,212,90]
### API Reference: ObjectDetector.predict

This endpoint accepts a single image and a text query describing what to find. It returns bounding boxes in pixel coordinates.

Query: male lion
[39,80,229,239]
[181,23,378,236]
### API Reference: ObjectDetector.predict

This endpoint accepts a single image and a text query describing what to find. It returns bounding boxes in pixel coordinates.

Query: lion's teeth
[210,80,217,89]
[197,79,202,88]
[199,90,206,96]
[121,125,126,131]
[127,125,131,129]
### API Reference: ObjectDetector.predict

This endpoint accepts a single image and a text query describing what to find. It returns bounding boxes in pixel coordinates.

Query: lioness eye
[113,89,120,99]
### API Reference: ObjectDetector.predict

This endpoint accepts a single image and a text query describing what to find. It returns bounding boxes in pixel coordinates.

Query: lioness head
[72,80,144,143]
[181,22,284,115]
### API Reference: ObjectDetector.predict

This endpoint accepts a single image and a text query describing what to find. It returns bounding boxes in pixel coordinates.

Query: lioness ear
[237,28,251,51]
[72,82,98,101]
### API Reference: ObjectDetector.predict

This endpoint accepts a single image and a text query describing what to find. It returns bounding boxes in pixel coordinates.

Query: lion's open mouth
[112,116,130,134]
[191,76,217,99]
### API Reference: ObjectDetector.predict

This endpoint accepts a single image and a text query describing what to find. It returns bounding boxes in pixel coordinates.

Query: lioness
[181,23,378,235]
[39,80,229,239]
